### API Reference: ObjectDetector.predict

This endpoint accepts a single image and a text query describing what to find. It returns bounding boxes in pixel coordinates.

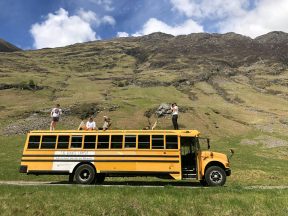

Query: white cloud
[101,15,116,26]
[219,0,288,38]
[30,8,116,49]
[117,32,129,37]
[133,18,203,36]
[88,0,114,11]
[170,0,249,19]
[170,0,288,38]
[77,8,97,23]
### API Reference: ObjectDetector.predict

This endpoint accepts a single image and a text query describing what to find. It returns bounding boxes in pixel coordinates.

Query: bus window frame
[97,134,110,149]
[137,134,151,150]
[110,134,124,149]
[124,134,137,149]
[27,135,42,150]
[40,135,57,150]
[70,135,83,149]
[83,134,97,149]
[151,134,164,150]
[56,135,71,150]
[165,135,179,150]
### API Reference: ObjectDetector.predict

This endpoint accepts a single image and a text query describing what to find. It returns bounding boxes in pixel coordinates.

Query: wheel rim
[209,171,222,183]
[79,169,91,181]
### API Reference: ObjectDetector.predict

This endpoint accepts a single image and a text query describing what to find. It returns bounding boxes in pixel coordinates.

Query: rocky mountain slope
[0,39,21,52]
[1,31,288,139]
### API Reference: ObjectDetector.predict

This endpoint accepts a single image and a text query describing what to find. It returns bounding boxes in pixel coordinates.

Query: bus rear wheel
[74,164,96,185]
[204,166,226,186]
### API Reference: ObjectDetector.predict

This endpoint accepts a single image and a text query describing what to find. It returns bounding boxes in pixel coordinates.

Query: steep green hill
[1,31,288,140]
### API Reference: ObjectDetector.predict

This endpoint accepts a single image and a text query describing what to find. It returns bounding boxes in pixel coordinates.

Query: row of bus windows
[27,135,179,150]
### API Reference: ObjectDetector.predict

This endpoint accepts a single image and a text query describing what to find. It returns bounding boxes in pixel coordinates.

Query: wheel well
[71,162,96,176]
[204,161,225,174]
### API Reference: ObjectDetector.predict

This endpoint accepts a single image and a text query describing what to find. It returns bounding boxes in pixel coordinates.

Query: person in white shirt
[171,103,179,130]
[86,117,97,130]
[50,104,62,131]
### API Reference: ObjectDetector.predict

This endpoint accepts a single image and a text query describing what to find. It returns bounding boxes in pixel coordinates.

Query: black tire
[204,166,226,186]
[74,164,96,185]
[95,174,106,184]
[199,179,208,186]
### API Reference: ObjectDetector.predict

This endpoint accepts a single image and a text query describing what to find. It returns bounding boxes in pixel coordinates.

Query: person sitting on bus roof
[102,116,111,131]
[86,117,97,130]
[78,120,86,130]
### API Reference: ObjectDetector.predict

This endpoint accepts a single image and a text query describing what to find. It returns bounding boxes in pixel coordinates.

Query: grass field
[0,185,287,216]
[0,134,287,215]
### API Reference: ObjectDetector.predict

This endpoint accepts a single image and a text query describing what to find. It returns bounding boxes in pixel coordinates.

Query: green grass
[0,128,288,215]
[0,185,287,216]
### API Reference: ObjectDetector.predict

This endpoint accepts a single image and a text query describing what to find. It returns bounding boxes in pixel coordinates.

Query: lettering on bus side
[54,151,95,161]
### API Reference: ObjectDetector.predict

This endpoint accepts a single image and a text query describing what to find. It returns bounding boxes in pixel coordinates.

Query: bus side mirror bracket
[207,138,210,149]
[228,149,234,160]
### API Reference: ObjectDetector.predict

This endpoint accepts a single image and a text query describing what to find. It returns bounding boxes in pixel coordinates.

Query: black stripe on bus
[101,171,180,174]
[21,159,179,163]
[22,154,179,158]
[27,170,180,175]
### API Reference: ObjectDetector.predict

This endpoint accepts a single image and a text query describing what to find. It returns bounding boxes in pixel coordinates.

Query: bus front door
[180,137,197,179]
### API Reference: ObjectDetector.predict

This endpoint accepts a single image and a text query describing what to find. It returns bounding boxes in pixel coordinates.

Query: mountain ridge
[0,31,288,138]
[0,39,21,52]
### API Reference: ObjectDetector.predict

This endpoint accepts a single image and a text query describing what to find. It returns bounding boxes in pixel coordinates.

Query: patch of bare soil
[240,135,288,148]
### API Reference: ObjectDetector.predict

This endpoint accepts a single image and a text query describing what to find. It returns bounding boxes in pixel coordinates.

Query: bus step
[182,173,196,178]
[182,169,195,172]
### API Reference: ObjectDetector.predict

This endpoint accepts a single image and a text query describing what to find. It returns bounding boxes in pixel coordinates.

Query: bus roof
[28,129,200,136]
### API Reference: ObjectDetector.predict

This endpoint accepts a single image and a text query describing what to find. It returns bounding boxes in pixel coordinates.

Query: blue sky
[0,0,287,49]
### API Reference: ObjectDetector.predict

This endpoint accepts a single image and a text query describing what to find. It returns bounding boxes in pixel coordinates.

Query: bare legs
[50,121,56,131]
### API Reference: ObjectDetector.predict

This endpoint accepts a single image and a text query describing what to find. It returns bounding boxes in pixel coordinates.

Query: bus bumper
[19,165,28,173]
[225,168,231,176]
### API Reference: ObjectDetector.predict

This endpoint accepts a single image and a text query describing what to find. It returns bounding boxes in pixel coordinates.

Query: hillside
[0,39,21,52]
[1,31,288,141]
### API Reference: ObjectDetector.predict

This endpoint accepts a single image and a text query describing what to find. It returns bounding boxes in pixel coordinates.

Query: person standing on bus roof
[171,103,179,130]
[50,104,62,131]
[86,117,97,130]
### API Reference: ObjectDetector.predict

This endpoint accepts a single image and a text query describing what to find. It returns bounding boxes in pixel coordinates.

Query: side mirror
[207,138,210,149]
[228,149,235,160]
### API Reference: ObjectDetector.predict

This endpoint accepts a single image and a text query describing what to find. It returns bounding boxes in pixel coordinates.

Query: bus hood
[200,151,229,163]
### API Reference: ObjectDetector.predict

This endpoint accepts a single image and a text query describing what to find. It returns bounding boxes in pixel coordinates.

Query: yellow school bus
[19,129,232,186]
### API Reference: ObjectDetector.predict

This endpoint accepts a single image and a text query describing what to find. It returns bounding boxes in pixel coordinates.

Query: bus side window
[57,135,70,149]
[71,136,83,148]
[166,135,178,149]
[138,135,150,149]
[111,135,123,149]
[125,135,136,148]
[84,135,96,149]
[152,135,164,149]
[28,136,41,149]
[97,135,109,149]
[41,136,57,149]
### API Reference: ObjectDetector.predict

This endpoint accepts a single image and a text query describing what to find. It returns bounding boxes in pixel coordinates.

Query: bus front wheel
[204,166,226,186]
[74,164,96,185]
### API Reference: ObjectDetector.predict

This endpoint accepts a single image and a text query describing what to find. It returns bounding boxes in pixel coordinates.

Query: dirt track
[0,181,287,189]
